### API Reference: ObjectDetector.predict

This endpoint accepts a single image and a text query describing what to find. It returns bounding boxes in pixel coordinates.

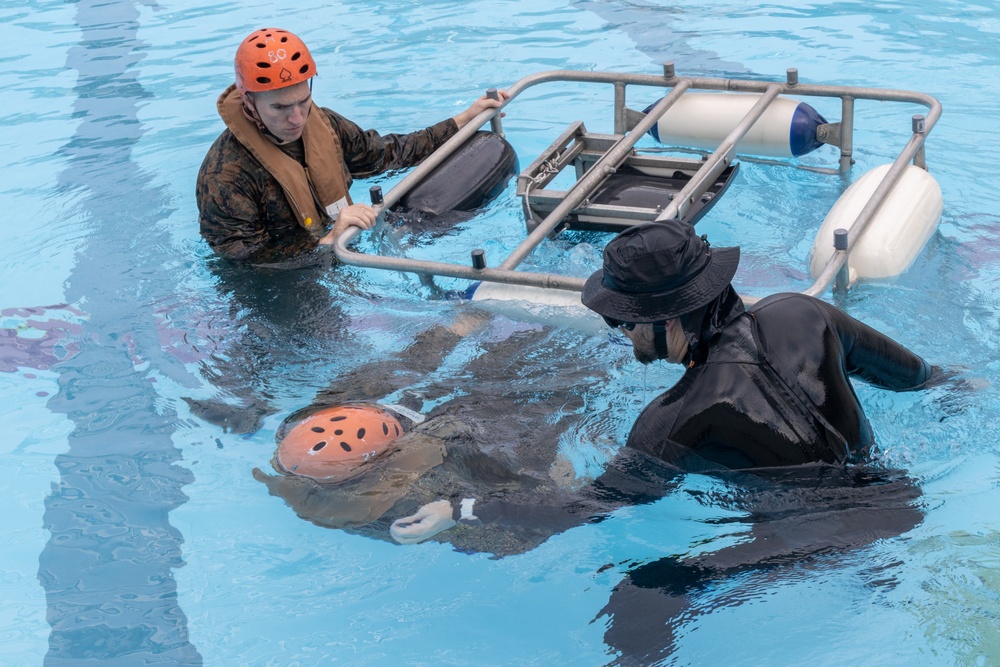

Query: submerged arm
[390,449,681,545]
[312,310,488,407]
[755,294,933,392]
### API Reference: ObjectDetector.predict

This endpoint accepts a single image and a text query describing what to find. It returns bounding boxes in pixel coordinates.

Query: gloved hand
[390,499,457,544]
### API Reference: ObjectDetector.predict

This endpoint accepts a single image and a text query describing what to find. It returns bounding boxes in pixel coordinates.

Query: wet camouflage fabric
[196,107,457,264]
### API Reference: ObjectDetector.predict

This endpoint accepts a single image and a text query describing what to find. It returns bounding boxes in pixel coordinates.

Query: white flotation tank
[464,281,604,334]
[645,93,827,158]
[809,163,943,283]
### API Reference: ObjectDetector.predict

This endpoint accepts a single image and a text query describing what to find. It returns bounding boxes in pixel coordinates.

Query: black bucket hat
[581,221,740,323]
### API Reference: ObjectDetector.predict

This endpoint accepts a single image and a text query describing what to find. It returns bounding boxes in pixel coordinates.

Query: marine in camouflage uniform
[196,27,505,265]
[196,104,458,264]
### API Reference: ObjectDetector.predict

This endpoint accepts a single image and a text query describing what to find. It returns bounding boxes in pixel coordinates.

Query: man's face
[620,323,660,365]
[247,81,312,143]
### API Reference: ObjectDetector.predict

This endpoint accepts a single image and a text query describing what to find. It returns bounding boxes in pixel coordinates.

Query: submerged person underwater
[252,312,681,557]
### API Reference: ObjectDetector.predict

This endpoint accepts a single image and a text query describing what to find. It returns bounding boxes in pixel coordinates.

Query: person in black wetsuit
[580,220,937,471]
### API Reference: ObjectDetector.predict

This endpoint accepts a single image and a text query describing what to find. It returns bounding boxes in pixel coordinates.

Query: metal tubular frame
[334,66,942,298]
[652,83,782,223]
[500,82,692,270]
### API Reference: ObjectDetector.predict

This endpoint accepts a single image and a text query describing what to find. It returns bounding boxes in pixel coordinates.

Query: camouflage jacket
[196,107,457,264]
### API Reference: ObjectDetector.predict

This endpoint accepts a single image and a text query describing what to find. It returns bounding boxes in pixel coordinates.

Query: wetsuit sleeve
[453,449,680,532]
[460,498,604,532]
[323,109,458,178]
[818,298,932,391]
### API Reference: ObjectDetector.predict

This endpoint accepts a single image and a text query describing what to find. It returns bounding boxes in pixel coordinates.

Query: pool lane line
[38,1,202,664]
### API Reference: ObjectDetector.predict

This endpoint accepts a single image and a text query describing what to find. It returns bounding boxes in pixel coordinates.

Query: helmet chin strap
[653,322,669,360]
[654,320,694,366]
[240,93,267,131]
[240,93,290,145]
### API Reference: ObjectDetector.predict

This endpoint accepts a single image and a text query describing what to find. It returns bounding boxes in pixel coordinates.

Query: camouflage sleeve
[196,133,272,262]
[323,108,458,179]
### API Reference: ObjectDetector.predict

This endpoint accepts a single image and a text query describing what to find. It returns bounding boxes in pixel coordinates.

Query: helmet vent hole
[310,426,325,433]
[382,423,389,435]
[256,76,271,84]
[280,36,288,42]
[334,429,343,436]
[311,441,327,452]
[330,416,347,422]
[291,52,300,61]
[340,442,352,452]
[256,62,271,69]
[357,428,366,439]
[299,64,310,75]
[255,42,266,48]
[394,424,400,436]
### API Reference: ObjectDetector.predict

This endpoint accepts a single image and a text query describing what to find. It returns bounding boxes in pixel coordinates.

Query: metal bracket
[816,122,843,148]
[622,106,647,133]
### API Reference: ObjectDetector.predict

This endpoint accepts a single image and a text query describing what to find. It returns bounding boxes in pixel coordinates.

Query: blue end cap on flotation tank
[788,102,827,157]
[444,280,483,301]
[642,101,661,143]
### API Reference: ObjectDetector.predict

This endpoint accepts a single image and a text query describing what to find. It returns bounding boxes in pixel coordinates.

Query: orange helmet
[235,28,316,93]
[276,405,404,482]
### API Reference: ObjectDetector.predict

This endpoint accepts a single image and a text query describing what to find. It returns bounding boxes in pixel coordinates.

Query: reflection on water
[0,305,84,373]
[599,464,922,665]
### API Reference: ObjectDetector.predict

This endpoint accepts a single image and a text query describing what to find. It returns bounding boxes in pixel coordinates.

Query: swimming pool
[4,0,1000,664]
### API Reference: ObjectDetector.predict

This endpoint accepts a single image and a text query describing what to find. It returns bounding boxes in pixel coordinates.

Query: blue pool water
[4,0,1000,665]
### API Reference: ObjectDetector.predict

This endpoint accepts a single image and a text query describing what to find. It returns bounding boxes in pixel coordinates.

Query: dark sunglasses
[602,316,636,331]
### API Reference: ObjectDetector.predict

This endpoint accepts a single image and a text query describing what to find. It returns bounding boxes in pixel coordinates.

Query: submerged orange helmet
[276,405,404,481]
[235,28,316,93]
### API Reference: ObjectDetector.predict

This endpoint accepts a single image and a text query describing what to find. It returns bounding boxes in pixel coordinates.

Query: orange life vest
[217,84,353,233]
